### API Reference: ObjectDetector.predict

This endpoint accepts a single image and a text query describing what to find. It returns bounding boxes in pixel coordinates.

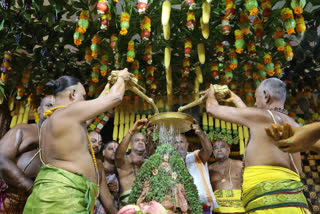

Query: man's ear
[263,90,271,104]
[70,89,76,100]
[37,106,41,114]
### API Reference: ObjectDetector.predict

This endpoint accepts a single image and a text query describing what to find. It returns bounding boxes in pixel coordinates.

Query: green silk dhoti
[23,164,98,214]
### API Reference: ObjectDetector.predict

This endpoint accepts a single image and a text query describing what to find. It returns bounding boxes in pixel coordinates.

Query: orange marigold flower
[236,49,243,54]
[93,67,99,73]
[100,70,107,76]
[79,14,89,20]
[92,78,99,83]
[92,52,98,58]
[277,46,285,51]
[127,57,134,62]
[120,17,130,22]
[230,64,237,70]
[74,39,82,46]
[250,8,258,16]
[294,7,303,15]
[241,29,250,35]
[267,70,275,76]
[92,37,101,44]
[128,45,134,50]
[264,58,272,64]
[274,32,284,40]
[286,28,295,34]
[120,28,128,35]
[78,27,86,34]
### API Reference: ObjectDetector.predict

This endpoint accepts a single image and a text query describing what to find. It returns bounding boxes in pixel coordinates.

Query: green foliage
[207,129,239,144]
[129,144,202,213]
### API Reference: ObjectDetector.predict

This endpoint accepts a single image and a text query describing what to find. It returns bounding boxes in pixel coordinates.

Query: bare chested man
[115,119,148,208]
[205,78,310,213]
[174,121,218,213]
[209,140,244,214]
[23,70,130,214]
[89,131,117,214]
[103,140,119,200]
[0,95,53,213]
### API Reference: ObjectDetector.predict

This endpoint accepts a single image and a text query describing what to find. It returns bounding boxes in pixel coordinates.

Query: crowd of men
[0,68,317,214]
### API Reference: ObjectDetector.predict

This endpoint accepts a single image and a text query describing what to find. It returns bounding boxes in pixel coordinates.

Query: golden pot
[149,112,194,133]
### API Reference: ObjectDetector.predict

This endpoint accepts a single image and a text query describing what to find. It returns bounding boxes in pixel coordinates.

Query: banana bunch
[200,17,209,39]
[166,66,172,96]
[164,46,171,69]
[162,1,171,40]
[202,1,211,24]
[197,43,205,64]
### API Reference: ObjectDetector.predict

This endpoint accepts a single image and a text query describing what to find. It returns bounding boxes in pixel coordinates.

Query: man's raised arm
[206,85,264,128]
[59,68,131,124]
[192,121,212,164]
[115,119,148,167]
[0,126,33,193]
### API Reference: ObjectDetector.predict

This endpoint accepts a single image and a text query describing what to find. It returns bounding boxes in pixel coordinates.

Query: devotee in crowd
[115,119,148,208]
[0,95,54,213]
[89,130,118,214]
[205,78,310,213]
[174,120,218,213]
[266,121,320,154]
[23,69,130,213]
[209,140,245,214]
[103,140,119,206]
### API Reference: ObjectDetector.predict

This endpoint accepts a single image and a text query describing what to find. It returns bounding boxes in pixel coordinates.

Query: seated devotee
[88,130,118,214]
[23,69,130,213]
[115,119,148,208]
[103,140,119,206]
[174,121,218,213]
[266,121,320,153]
[209,140,245,214]
[0,95,53,213]
[204,78,310,213]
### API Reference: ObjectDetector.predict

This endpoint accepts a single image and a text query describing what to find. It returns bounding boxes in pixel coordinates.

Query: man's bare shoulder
[0,123,37,143]
[208,162,218,171]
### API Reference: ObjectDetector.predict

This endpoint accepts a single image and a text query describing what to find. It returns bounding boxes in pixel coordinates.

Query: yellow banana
[195,66,203,83]
[197,43,206,64]
[16,102,25,125]
[164,46,171,69]
[10,115,18,128]
[166,66,172,95]
[202,1,211,24]
[200,17,209,39]
[161,1,171,26]
[8,96,14,111]
[202,113,208,126]
[22,106,30,124]
[163,23,170,40]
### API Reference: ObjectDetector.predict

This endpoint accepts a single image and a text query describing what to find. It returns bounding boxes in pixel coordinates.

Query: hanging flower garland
[88,81,96,97]
[261,0,272,22]
[274,27,286,52]
[247,41,256,58]
[91,34,101,58]
[290,0,306,15]
[120,12,130,35]
[184,38,192,58]
[225,0,236,20]
[224,64,233,83]
[284,43,294,61]
[295,14,306,36]
[143,45,152,65]
[127,40,135,62]
[244,62,253,79]
[234,29,244,54]
[229,49,237,70]
[88,111,113,132]
[137,0,148,15]
[256,63,266,81]
[240,11,250,35]
[281,8,296,34]
[211,62,219,80]
[85,47,93,63]
[0,51,11,84]
[97,1,112,30]
[185,0,195,10]
[73,10,89,46]
[274,62,282,76]
[140,16,151,41]
[245,0,258,16]
[254,17,264,40]
[186,12,196,31]
[110,33,118,54]
[91,63,100,83]
[100,55,108,77]
[221,16,230,35]
[264,53,274,77]
[216,42,224,62]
